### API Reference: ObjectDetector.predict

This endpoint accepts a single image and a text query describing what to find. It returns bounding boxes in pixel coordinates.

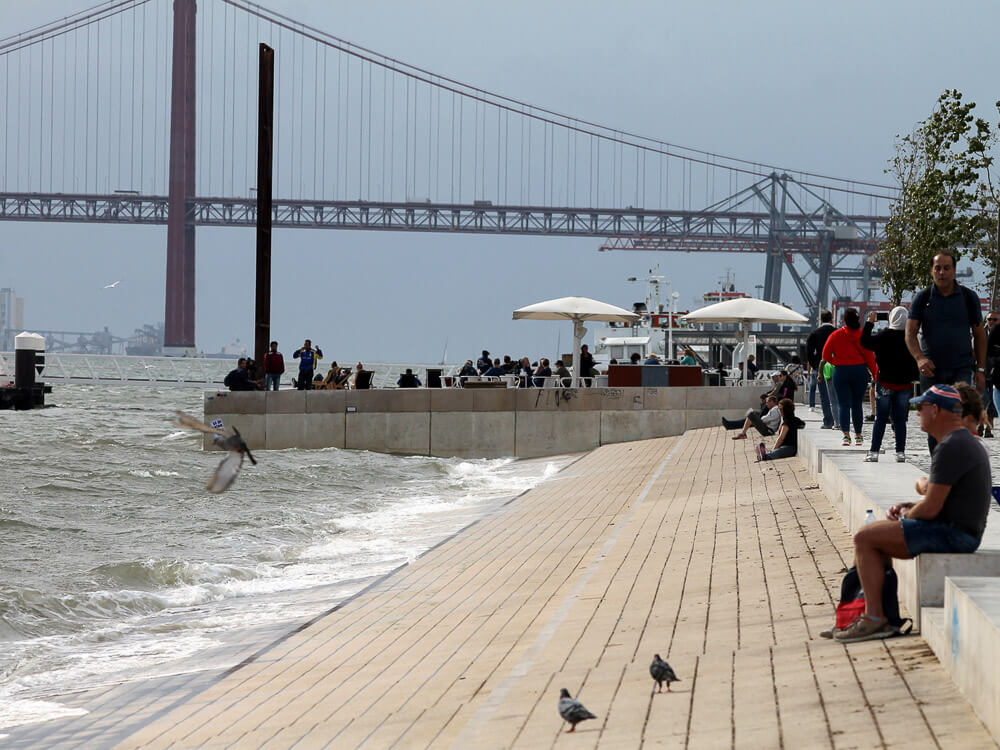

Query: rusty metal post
[254,44,275,368]
[165,0,197,353]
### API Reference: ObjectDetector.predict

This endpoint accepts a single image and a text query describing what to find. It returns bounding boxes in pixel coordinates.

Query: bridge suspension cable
[223,0,898,201]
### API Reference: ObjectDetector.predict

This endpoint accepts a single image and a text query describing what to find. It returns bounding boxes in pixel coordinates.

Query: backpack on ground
[833,565,913,635]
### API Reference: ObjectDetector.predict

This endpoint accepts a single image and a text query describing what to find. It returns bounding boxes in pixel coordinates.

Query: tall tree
[876,90,989,302]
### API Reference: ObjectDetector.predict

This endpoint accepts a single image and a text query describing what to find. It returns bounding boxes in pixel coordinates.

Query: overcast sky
[3,0,1000,361]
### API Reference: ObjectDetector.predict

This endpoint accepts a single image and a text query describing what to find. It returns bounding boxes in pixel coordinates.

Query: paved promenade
[14,428,997,748]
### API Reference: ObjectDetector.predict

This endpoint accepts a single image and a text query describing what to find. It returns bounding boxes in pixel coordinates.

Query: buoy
[1,332,50,409]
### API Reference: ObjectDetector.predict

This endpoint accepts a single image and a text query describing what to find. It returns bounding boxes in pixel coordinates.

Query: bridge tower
[164,0,197,354]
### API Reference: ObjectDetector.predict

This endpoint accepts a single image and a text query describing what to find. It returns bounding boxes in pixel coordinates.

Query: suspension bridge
[0,0,897,351]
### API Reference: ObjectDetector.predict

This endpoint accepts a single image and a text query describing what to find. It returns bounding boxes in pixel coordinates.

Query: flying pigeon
[557,688,596,732]
[175,411,256,493]
[649,654,679,693]
[103,281,120,288]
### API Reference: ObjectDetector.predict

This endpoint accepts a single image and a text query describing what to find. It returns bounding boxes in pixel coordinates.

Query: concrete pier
[204,385,757,458]
[5,427,994,748]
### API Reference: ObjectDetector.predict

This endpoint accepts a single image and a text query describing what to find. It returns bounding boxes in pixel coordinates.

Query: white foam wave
[0,699,88,730]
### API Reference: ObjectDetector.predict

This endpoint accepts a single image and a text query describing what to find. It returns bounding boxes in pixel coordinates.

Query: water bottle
[865,509,876,525]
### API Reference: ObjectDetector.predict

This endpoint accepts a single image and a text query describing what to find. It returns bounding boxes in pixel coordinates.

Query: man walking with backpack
[906,252,987,394]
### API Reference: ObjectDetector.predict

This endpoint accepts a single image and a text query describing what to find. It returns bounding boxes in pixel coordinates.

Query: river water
[0,384,567,730]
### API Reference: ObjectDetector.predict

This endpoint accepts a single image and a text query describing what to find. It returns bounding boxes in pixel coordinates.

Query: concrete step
[925,577,1000,744]
[921,605,945,658]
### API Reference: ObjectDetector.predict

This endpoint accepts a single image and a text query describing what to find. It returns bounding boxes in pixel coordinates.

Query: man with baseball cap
[834,384,991,643]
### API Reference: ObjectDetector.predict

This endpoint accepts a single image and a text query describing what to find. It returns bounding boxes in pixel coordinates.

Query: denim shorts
[901,518,981,556]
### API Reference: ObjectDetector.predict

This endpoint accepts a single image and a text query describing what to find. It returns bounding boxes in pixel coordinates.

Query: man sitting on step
[722,395,780,439]
[835,384,992,643]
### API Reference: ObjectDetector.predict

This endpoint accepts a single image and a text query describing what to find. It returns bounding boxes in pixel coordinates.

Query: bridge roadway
[3,428,992,748]
[0,192,885,250]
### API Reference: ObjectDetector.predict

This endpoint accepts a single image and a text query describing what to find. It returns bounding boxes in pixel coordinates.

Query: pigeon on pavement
[558,688,597,732]
[650,654,679,692]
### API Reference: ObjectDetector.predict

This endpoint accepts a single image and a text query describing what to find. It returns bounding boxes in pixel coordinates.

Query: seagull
[175,411,257,493]
[557,688,596,732]
[649,654,679,693]
[103,281,120,289]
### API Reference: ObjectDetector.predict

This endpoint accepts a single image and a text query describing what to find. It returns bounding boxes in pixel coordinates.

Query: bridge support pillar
[164,0,197,354]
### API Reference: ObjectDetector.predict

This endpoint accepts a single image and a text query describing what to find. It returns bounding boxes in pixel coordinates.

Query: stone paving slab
[10,428,997,748]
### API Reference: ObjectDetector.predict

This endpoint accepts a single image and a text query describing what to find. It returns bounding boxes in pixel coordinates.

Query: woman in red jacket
[821,308,878,446]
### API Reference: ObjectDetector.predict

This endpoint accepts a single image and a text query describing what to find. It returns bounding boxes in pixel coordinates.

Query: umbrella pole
[742,323,750,387]
[572,319,586,388]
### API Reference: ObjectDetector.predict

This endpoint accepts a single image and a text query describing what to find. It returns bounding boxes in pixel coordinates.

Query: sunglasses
[988,318,999,322]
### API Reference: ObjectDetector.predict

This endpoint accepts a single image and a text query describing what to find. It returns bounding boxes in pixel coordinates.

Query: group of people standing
[225,339,367,391]
[807,251,990,463]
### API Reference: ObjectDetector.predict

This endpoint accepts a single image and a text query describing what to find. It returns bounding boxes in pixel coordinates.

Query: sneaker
[854,434,863,445]
[865,414,876,422]
[863,452,879,462]
[757,443,767,462]
[833,615,895,643]
[842,435,851,446]
[820,423,834,430]
[732,432,747,440]
[895,452,906,463]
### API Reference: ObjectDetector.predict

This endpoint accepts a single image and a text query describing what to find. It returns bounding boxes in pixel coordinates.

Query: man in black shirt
[835,385,990,643]
[806,310,836,429]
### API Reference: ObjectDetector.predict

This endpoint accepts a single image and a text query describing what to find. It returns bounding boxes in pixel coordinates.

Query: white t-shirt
[762,405,781,431]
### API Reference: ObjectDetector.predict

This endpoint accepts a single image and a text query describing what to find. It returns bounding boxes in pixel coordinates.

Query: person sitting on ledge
[397,368,421,388]
[532,358,552,387]
[758,398,805,461]
[630,352,642,364]
[224,358,258,391]
[554,360,572,387]
[953,381,985,436]
[482,359,506,378]
[723,395,780,439]
[834,384,991,643]
[458,360,478,380]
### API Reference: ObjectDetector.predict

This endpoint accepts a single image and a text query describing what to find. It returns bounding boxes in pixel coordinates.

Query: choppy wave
[0,383,568,730]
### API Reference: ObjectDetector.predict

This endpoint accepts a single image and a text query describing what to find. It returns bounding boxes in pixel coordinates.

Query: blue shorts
[901,518,980,556]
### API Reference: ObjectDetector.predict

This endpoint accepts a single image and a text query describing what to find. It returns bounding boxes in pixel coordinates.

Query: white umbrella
[681,297,808,386]
[513,297,640,386]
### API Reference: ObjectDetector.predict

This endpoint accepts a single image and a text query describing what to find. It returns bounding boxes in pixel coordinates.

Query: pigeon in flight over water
[557,688,596,732]
[176,411,256,493]
[650,654,679,692]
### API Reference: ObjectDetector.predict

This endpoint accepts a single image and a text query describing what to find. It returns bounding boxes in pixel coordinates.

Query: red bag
[835,597,866,629]
[834,567,866,629]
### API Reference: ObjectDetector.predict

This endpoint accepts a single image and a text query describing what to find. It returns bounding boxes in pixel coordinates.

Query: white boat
[591,267,687,364]
[591,268,750,368]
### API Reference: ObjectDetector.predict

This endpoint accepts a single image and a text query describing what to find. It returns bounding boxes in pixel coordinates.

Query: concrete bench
[922,576,1000,743]
[797,411,1000,630]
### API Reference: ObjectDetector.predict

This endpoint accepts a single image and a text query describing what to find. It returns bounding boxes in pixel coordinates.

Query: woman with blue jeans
[759,398,806,461]
[822,308,878,446]
[859,306,919,462]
